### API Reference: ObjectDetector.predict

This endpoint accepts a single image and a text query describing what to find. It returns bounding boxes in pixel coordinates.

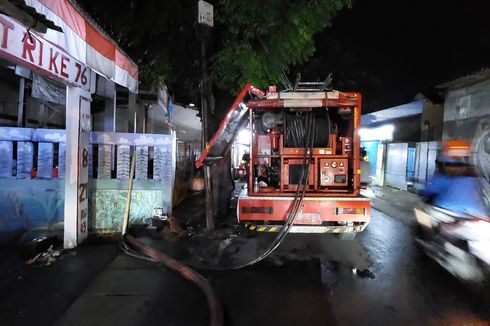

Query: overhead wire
[259,39,293,91]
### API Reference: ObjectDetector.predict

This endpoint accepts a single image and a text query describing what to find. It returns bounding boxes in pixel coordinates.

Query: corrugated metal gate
[407,147,417,183]
[414,141,439,190]
[385,143,409,190]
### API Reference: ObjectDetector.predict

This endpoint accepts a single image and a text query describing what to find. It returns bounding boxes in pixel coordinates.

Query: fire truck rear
[196,83,370,238]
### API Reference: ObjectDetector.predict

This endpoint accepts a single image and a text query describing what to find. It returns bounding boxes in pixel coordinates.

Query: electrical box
[319,158,348,186]
[340,137,352,156]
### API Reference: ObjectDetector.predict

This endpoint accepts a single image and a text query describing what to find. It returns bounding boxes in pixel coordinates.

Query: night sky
[298,0,490,112]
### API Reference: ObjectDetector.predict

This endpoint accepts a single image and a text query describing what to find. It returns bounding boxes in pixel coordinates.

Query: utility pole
[197,0,215,230]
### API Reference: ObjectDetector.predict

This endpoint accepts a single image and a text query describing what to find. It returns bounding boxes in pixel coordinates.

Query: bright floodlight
[238,128,251,145]
[359,124,394,141]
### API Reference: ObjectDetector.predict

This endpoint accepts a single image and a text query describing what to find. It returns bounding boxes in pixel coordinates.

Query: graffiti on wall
[92,190,163,231]
[0,182,164,235]
[0,127,175,238]
[0,180,64,233]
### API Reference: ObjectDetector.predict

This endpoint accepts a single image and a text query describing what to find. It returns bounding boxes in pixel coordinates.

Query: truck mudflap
[238,190,370,234]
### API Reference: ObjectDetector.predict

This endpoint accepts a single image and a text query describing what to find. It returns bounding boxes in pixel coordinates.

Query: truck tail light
[336,207,365,215]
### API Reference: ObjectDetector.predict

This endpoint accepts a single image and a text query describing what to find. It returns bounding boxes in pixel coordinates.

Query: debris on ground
[168,216,184,234]
[353,268,376,279]
[25,245,63,266]
[21,235,59,260]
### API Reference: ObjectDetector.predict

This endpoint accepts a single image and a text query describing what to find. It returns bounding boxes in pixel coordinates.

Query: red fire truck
[196,82,370,239]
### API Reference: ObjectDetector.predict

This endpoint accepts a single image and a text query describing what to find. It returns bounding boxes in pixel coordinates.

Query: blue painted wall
[361,140,379,178]
[0,127,176,240]
[0,180,64,233]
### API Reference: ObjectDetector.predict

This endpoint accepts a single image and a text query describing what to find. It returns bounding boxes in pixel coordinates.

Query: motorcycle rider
[419,139,488,218]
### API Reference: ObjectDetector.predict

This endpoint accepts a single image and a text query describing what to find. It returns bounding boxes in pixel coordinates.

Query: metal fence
[0,126,176,233]
[385,143,409,190]
[0,127,66,179]
[406,147,416,183]
[414,141,439,191]
[90,131,174,182]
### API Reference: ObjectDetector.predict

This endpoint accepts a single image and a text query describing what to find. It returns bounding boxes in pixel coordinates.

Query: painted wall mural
[0,180,64,233]
[0,127,176,239]
[92,189,163,232]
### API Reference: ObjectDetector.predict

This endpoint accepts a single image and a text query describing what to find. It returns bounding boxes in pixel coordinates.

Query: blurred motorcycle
[415,203,490,284]
[415,130,490,285]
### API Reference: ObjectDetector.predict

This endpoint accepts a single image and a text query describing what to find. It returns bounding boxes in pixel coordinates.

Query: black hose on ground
[119,152,223,326]
[119,111,315,325]
[121,234,223,326]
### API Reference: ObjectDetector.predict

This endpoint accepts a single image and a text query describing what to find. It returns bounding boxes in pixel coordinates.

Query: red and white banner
[25,0,138,93]
[0,14,91,90]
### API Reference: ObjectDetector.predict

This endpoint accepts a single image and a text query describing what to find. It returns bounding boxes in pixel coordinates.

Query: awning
[361,99,423,127]
[0,0,63,33]
[25,0,138,93]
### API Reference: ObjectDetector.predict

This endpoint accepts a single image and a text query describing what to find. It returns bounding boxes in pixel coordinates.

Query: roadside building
[360,96,443,190]
[0,0,176,248]
[438,68,490,141]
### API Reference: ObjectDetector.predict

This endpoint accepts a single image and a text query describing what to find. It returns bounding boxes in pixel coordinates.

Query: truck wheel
[337,232,356,240]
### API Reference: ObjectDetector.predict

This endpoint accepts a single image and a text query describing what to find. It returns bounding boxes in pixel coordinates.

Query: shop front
[0,0,140,248]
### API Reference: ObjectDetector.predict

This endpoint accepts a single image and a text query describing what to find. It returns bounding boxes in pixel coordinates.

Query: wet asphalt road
[319,209,489,325]
[144,208,490,326]
[2,208,490,325]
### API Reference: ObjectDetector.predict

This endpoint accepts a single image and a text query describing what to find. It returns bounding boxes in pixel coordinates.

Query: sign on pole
[198,0,214,27]
[77,97,91,244]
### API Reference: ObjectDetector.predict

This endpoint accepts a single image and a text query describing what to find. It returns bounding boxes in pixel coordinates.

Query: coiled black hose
[227,111,317,270]
[286,112,328,147]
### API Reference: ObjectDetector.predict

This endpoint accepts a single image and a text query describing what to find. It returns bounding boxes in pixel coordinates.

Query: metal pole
[200,25,214,231]
[17,77,25,127]
[122,149,136,235]
[204,165,214,231]
[201,37,208,147]
[38,102,46,128]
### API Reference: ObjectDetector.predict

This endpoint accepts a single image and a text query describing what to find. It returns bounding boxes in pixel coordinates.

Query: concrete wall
[443,78,490,140]
[0,179,169,237]
[392,116,422,142]
[421,100,444,141]
[90,180,169,232]
[0,128,176,240]
[0,179,64,236]
[388,100,443,142]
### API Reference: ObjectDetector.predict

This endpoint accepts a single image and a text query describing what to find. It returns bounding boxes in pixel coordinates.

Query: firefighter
[419,139,488,217]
